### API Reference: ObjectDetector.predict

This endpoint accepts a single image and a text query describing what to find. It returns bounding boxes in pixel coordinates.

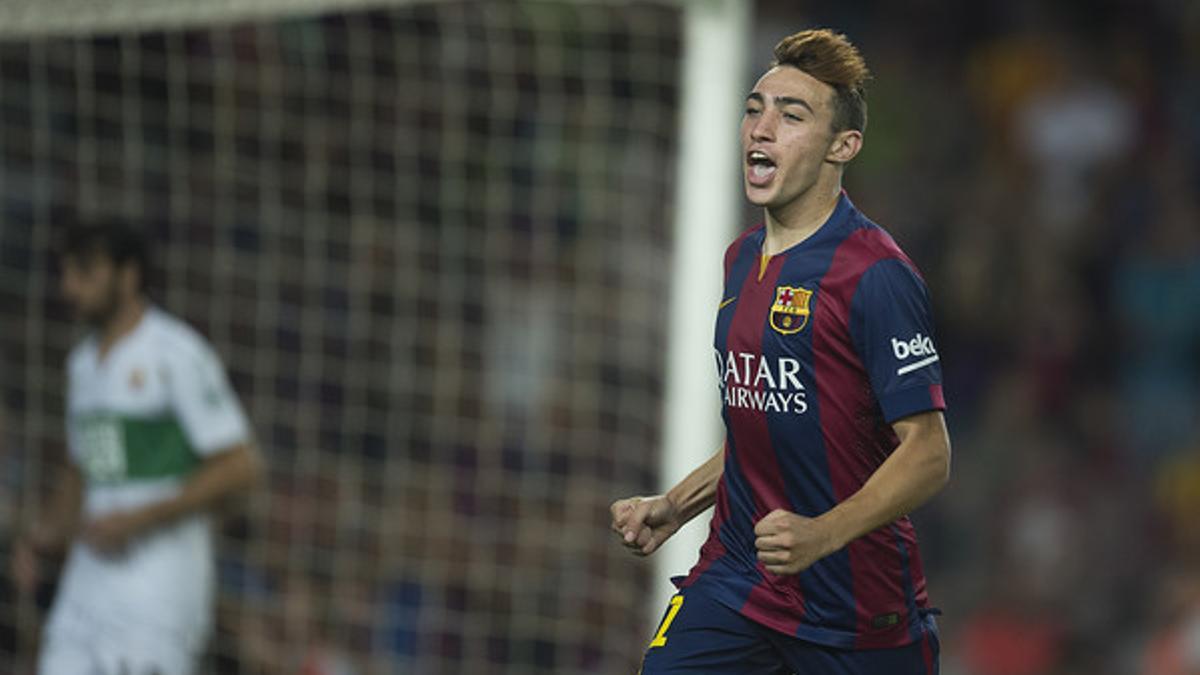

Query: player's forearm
[817,413,950,551]
[140,444,263,529]
[31,464,84,552]
[666,445,725,524]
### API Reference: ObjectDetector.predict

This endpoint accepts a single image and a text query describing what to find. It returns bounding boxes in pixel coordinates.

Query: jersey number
[649,595,684,648]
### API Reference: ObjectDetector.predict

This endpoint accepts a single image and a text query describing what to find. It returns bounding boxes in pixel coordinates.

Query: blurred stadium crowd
[0,4,681,673]
[0,0,1198,674]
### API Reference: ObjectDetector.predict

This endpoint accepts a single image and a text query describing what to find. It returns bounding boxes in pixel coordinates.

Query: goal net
[0,1,686,672]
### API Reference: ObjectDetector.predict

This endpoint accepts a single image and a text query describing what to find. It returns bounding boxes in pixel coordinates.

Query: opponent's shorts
[40,600,199,675]
[639,578,939,675]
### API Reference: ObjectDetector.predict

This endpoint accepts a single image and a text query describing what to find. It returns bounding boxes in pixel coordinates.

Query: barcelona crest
[770,285,812,335]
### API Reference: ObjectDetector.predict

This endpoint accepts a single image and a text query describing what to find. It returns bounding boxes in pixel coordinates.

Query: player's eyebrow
[744,92,815,115]
[776,96,814,114]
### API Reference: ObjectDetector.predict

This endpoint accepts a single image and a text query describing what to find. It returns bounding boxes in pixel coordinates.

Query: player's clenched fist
[753,509,840,575]
[610,495,682,556]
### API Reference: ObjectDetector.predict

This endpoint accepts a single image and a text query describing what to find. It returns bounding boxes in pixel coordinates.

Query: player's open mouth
[746,150,776,186]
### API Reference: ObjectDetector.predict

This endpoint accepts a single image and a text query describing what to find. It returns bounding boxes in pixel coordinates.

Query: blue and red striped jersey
[681,193,945,650]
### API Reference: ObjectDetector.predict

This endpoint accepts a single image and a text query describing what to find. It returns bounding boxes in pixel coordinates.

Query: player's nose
[60,275,84,307]
[750,109,777,142]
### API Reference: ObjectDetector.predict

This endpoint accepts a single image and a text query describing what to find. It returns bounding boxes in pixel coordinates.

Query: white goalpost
[654,0,748,617]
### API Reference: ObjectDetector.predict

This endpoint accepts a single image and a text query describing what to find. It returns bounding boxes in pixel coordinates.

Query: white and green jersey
[47,306,250,654]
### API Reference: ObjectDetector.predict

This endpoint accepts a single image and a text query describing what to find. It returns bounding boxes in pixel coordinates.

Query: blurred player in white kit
[11,223,262,675]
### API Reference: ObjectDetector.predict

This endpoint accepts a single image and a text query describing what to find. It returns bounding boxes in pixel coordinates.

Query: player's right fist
[610,495,681,557]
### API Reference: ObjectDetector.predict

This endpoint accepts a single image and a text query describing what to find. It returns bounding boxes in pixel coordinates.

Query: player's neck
[97,297,148,360]
[761,179,842,256]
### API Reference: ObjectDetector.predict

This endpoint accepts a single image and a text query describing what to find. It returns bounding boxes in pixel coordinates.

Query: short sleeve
[64,352,85,465]
[850,258,946,424]
[165,338,251,456]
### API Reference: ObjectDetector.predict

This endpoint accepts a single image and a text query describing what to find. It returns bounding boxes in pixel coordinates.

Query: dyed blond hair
[772,29,871,133]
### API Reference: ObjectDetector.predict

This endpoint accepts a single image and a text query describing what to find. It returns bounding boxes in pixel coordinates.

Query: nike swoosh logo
[719,296,737,309]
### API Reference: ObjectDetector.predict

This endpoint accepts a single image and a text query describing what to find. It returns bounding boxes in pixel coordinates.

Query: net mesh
[0,2,683,672]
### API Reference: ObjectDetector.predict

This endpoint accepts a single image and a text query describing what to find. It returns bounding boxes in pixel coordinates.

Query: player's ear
[826,129,862,165]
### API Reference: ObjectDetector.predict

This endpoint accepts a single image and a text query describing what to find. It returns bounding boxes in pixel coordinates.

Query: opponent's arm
[86,442,262,555]
[11,461,83,594]
[31,461,84,552]
[611,444,725,556]
[755,410,950,575]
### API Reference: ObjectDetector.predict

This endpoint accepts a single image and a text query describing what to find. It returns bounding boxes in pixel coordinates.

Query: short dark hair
[59,221,151,290]
[772,29,871,133]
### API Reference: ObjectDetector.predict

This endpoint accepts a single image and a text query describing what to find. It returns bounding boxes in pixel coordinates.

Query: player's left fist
[753,509,837,576]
